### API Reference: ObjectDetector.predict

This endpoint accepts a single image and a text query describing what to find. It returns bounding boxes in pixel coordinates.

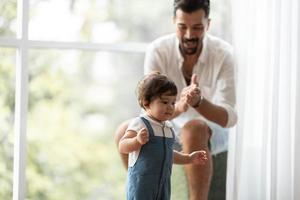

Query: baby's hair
[137,72,177,109]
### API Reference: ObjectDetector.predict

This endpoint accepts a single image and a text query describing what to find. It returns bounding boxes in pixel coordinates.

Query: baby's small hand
[190,150,207,165]
[136,128,149,145]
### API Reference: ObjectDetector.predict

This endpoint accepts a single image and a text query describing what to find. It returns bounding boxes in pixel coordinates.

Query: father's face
[174,9,210,55]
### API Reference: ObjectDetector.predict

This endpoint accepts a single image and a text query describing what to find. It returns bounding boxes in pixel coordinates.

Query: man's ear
[173,9,177,24]
[206,18,211,31]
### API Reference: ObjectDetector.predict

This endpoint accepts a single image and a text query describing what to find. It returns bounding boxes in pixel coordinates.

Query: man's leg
[181,119,212,200]
[208,151,227,200]
[114,120,131,169]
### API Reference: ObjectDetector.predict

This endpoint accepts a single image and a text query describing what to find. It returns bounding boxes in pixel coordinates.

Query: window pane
[27,49,144,200]
[29,0,173,43]
[210,0,232,43]
[29,0,232,43]
[0,0,17,38]
[0,47,16,200]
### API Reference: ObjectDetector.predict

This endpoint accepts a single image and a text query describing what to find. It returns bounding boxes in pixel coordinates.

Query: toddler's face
[146,94,176,122]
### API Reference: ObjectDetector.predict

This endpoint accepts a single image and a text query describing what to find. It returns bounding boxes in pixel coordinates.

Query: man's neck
[181,44,202,85]
[182,42,202,62]
[183,48,201,69]
[184,53,200,64]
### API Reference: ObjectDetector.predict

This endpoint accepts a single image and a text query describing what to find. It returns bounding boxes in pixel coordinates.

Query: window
[0,47,16,200]
[27,50,143,199]
[0,0,17,38]
[29,0,174,43]
[0,0,231,199]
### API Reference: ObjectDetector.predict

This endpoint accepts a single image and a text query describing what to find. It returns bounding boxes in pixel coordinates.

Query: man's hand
[186,74,201,107]
[175,93,189,113]
[136,128,149,145]
[175,74,202,116]
[184,74,202,107]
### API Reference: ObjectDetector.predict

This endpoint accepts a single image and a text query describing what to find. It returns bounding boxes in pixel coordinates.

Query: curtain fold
[228,0,300,199]
[293,1,300,199]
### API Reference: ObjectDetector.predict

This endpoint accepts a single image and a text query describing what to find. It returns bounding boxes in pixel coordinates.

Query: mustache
[183,38,199,43]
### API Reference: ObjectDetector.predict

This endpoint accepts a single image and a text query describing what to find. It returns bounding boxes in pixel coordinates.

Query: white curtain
[227,0,300,199]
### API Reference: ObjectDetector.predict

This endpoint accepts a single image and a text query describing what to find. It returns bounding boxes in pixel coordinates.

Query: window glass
[29,0,173,43]
[210,0,232,43]
[0,0,17,38]
[0,47,16,200]
[27,49,144,199]
[29,0,231,43]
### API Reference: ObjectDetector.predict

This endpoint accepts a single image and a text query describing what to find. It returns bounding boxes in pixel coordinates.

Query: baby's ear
[142,100,150,109]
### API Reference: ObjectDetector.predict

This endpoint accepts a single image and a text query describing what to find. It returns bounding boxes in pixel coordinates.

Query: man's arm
[172,88,190,118]
[144,42,166,75]
[187,52,237,128]
[192,97,228,127]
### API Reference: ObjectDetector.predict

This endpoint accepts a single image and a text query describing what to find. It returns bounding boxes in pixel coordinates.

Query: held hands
[189,150,208,165]
[136,128,149,145]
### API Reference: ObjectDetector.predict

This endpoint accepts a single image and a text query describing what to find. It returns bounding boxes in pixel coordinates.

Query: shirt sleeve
[214,51,238,128]
[126,117,145,133]
[143,42,166,75]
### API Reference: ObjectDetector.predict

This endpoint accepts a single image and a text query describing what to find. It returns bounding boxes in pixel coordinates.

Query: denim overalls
[126,117,175,200]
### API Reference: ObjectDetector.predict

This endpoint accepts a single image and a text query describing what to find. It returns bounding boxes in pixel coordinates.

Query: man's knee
[181,119,211,150]
[115,119,132,170]
[181,119,210,140]
[114,120,131,146]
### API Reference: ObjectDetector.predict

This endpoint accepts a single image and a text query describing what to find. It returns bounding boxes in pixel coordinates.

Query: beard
[180,37,201,55]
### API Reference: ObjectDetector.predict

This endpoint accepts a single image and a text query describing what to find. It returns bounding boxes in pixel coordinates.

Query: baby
[119,72,207,200]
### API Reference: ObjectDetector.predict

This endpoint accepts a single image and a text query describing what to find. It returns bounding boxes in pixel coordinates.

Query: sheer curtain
[227,0,300,199]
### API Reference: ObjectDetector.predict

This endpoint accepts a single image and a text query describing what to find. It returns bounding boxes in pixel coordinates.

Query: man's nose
[185,29,193,39]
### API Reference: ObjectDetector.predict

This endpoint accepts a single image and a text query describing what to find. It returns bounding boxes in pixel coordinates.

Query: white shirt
[126,114,174,167]
[144,33,237,128]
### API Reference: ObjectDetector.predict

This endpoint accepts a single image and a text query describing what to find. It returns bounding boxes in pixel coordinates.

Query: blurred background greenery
[0,0,231,199]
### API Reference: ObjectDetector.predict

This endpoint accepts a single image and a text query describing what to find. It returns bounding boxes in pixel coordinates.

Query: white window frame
[0,0,147,199]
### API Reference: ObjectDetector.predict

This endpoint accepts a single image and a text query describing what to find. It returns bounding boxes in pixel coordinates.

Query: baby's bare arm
[118,128,148,153]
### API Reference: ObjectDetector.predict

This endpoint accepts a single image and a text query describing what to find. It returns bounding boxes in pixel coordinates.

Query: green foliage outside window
[0,48,15,200]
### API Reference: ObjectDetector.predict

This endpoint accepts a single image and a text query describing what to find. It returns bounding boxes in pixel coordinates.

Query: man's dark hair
[174,0,210,17]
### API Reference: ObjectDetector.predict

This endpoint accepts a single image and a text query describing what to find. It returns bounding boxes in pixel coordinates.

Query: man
[115,0,237,199]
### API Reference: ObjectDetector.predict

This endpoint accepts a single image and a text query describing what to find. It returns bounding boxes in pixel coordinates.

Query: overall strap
[170,127,175,139]
[140,117,155,137]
